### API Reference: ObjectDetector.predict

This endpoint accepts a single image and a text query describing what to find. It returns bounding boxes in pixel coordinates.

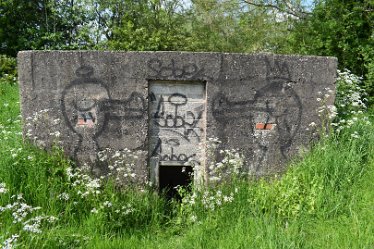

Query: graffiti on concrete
[61,65,146,165]
[151,93,203,138]
[147,59,209,79]
[149,82,205,165]
[212,60,302,172]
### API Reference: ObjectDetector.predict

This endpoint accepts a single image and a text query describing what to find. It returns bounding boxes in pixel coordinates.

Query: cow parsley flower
[2,234,19,249]
[351,132,360,139]
[103,201,112,208]
[0,183,8,194]
[58,192,70,201]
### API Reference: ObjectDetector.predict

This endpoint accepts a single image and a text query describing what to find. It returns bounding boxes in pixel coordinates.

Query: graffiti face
[211,59,303,174]
[61,66,146,166]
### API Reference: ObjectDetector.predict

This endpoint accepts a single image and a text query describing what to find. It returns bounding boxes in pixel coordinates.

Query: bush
[0,54,17,85]
[0,55,16,77]
[335,69,368,117]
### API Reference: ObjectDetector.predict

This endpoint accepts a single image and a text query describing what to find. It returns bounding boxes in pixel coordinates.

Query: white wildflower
[112,151,121,158]
[58,192,69,201]
[103,201,112,208]
[190,215,197,223]
[308,122,317,127]
[2,234,19,249]
[23,223,42,233]
[351,132,360,139]
[0,183,8,194]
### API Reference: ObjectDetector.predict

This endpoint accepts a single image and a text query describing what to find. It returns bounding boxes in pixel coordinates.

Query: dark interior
[159,166,193,200]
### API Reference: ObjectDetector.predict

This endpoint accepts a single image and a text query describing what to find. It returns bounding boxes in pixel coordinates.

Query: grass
[1,81,374,248]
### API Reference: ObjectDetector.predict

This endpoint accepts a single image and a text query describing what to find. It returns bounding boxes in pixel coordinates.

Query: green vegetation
[289,0,374,105]
[1,0,373,107]
[1,0,374,247]
[1,73,374,248]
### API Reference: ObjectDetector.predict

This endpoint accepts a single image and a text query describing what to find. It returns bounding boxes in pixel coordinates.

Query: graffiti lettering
[149,82,205,165]
[147,59,207,79]
[153,93,203,139]
[161,149,196,162]
[151,138,196,163]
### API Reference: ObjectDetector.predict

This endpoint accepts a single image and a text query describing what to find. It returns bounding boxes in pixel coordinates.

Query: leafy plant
[289,0,374,107]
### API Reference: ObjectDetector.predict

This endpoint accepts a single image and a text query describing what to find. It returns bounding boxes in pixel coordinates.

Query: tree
[289,0,374,106]
[184,0,295,53]
[0,0,94,56]
[44,0,95,49]
[0,0,45,56]
[242,0,312,19]
[95,0,189,51]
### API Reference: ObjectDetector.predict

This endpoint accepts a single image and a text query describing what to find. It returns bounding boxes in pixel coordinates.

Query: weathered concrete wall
[18,51,337,185]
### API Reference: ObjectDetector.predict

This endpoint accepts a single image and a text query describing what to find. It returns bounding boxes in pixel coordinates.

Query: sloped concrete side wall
[18,51,337,184]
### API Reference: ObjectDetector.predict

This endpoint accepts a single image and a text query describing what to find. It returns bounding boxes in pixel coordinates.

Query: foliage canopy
[0,0,373,105]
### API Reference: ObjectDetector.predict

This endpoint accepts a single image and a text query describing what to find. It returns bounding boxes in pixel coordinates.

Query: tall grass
[1,79,374,248]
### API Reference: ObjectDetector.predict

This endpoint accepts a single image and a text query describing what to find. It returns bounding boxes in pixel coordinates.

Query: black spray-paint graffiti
[149,85,204,165]
[152,93,203,139]
[212,59,302,172]
[147,58,209,80]
[61,65,146,164]
[147,58,207,164]
[151,137,197,163]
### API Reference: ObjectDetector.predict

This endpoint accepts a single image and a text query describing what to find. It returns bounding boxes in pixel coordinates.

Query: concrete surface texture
[18,51,337,186]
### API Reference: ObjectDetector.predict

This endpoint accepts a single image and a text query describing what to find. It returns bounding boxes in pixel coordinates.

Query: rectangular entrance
[159,165,193,199]
[148,81,206,191]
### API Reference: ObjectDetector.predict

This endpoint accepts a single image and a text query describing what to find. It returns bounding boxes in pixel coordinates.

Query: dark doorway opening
[159,166,193,200]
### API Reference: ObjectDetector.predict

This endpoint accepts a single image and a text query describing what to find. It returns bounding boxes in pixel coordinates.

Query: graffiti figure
[61,66,146,168]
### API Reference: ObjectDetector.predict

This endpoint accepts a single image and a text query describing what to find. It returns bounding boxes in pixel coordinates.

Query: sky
[304,0,316,10]
[182,0,316,11]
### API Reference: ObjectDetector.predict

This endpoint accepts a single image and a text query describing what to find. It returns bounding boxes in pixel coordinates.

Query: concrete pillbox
[18,51,337,186]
